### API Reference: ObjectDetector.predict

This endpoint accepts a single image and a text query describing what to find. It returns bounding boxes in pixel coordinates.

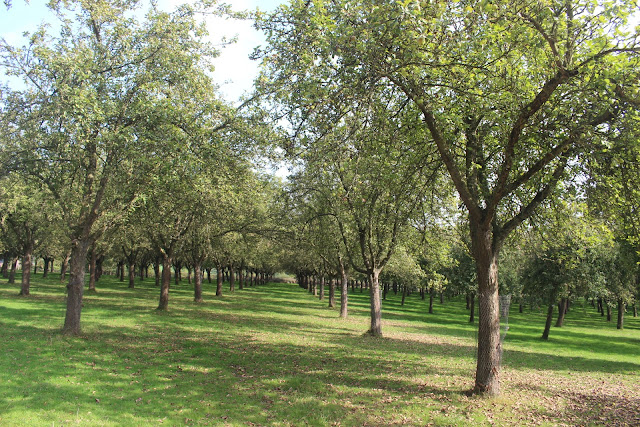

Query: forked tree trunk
[62,237,92,334]
[20,242,34,296]
[339,261,348,319]
[367,269,382,337]
[157,255,172,310]
[542,303,554,340]
[471,224,501,396]
[555,297,567,327]
[194,261,203,303]
[617,299,624,330]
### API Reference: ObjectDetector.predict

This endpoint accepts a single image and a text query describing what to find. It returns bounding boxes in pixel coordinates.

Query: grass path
[1,274,639,426]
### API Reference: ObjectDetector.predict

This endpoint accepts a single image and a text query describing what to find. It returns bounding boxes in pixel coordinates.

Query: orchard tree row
[2,0,640,398]
[0,1,283,332]
[253,0,640,397]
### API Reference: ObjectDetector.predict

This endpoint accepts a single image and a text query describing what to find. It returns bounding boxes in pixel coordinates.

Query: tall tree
[256,0,640,394]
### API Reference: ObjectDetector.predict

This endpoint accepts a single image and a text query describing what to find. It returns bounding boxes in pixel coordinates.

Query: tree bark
[555,297,567,327]
[470,223,501,396]
[606,303,612,322]
[128,262,135,289]
[60,251,71,283]
[157,254,172,310]
[154,261,160,287]
[194,261,203,303]
[238,267,244,290]
[8,256,18,284]
[19,242,33,296]
[617,299,624,330]
[469,293,475,323]
[318,275,325,300]
[339,260,348,319]
[0,254,8,278]
[216,267,223,297]
[62,237,92,334]
[329,278,336,308]
[367,269,382,336]
[401,284,407,306]
[88,248,97,292]
[542,303,554,340]
[229,265,235,292]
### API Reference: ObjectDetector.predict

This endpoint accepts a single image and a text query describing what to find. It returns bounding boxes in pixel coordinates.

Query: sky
[0,0,285,104]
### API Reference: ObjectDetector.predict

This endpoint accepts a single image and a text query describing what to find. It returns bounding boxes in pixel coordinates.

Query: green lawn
[1,274,638,426]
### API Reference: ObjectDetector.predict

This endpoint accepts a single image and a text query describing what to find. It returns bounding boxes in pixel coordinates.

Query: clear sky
[0,0,285,103]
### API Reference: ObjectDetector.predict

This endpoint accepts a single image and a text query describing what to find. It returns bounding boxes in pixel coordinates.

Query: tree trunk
[62,237,92,334]
[329,278,336,308]
[216,267,223,297]
[33,258,38,275]
[8,256,18,284]
[440,292,444,304]
[555,297,567,327]
[88,248,97,292]
[598,298,604,316]
[617,299,624,330]
[318,275,325,300]
[542,303,554,340]
[238,267,244,290]
[194,261,203,303]
[0,255,8,278]
[154,262,160,287]
[401,284,407,306]
[367,269,382,337]
[383,282,388,300]
[606,303,612,322]
[19,242,33,296]
[469,293,475,323]
[43,257,50,278]
[466,294,471,310]
[157,254,172,310]
[633,304,637,318]
[229,265,235,292]
[128,262,135,289]
[206,268,211,283]
[428,288,434,314]
[339,260,348,319]
[60,251,71,283]
[470,223,501,396]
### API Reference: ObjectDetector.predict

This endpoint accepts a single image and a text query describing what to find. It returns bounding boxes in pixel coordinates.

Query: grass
[1,273,639,426]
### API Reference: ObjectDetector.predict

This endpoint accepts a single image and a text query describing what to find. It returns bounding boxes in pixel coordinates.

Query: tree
[256,0,640,395]
[1,0,235,333]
